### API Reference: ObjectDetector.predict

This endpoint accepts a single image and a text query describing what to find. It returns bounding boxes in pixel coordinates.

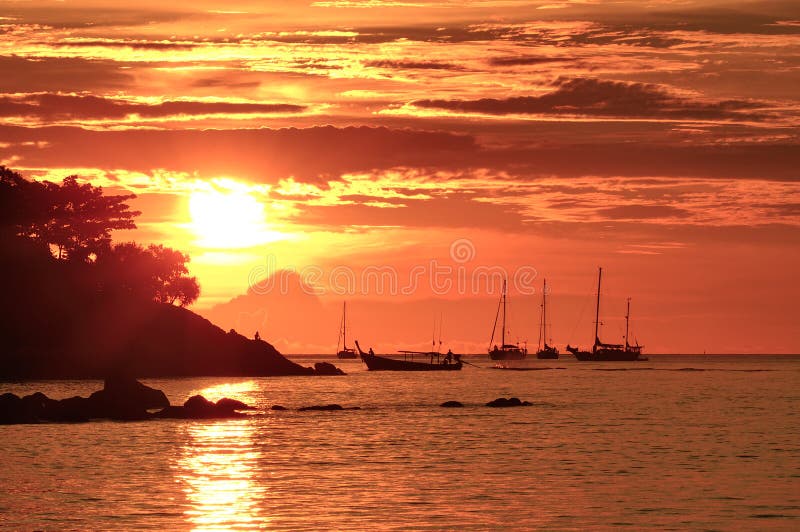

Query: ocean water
[1,355,798,530]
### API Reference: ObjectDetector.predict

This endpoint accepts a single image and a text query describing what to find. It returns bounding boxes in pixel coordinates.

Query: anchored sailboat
[535,278,559,360]
[336,301,357,359]
[566,267,645,361]
[488,279,527,360]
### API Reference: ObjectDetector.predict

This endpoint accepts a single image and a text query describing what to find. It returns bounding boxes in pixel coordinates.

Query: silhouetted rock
[1,379,260,423]
[314,362,346,376]
[270,405,287,410]
[42,396,92,422]
[298,403,361,412]
[299,404,343,411]
[184,395,218,416]
[440,400,464,408]
[216,398,255,411]
[0,278,336,379]
[485,397,532,408]
[21,391,50,410]
[0,393,31,424]
[84,376,169,419]
[298,404,360,411]
[154,394,248,419]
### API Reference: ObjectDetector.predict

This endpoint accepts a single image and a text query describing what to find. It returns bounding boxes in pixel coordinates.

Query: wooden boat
[535,278,559,360]
[488,279,527,360]
[568,268,646,361]
[355,341,462,371]
[336,301,357,359]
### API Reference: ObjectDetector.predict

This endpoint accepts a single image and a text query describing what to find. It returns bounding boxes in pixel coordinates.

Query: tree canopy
[0,166,199,307]
[1,167,139,261]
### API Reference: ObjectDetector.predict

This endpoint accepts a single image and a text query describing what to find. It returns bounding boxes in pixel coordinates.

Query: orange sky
[2,0,799,353]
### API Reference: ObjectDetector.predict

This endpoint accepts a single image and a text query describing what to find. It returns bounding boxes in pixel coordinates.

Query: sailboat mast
[439,313,443,352]
[342,301,347,348]
[593,267,602,354]
[432,316,435,352]
[502,279,507,347]
[543,278,547,347]
[537,279,545,350]
[624,297,631,350]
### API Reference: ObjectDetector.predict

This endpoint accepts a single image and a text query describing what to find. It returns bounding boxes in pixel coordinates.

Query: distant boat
[566,267,645,361]
[488,279,527,360]
[336,301,357,359]
[535,278,559,360]
[355,341,462,371]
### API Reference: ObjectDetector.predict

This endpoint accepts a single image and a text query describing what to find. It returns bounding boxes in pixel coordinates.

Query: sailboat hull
[337,350,357,359]
[489,348,527,361]
[536,350,559,360]
[572,349,643,361]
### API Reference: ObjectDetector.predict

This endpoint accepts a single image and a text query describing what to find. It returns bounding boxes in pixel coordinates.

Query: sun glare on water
[189,182,278,249]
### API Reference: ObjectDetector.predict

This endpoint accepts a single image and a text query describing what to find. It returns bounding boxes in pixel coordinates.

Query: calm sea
[1,355,798,530]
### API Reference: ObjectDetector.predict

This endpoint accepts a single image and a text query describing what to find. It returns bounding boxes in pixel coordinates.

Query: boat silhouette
[535,278,559,360]
[567,267,646,361]
[355,341,462,371]
[488,279,527,360]
[336,301,357,359]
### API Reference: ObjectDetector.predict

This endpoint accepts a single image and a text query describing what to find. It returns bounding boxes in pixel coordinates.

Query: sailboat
[336,301,357,359]
[488,279,528,360]
[566,267,645,361]
[535,278,559,360]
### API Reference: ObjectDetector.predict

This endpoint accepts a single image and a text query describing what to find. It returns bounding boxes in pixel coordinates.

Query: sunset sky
[2,0,798,354]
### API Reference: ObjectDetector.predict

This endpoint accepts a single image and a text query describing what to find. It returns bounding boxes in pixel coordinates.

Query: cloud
[3,124,800,182]
[43,39,198,50]
[598,204,690,220]
[412,77,769,121]
[0,125,477,183]
[0,94,306,122]
[0,56,133,93]
[488,56,574,67]
[364,59,461,70]
[1,6,189,29]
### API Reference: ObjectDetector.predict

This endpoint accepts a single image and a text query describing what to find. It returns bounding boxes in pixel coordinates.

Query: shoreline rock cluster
[2,379,535,424]
[0,377,259,424]
[439,397,533,408]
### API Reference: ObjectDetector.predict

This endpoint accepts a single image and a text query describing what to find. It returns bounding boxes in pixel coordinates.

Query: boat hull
[337,350,357,359]
[572,349,643,361]
[536,350,559,360]
[361,353,462,371]
[489,349,526,361]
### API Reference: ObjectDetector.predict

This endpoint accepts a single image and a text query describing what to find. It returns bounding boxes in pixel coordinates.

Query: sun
[188,184,272,249]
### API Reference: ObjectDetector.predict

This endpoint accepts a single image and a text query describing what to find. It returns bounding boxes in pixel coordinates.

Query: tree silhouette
[98,242,200,307]
[1,166,198,306]
[0,167,138,261]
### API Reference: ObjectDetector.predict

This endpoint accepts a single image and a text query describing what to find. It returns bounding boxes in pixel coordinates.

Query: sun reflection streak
[175,382,267,530]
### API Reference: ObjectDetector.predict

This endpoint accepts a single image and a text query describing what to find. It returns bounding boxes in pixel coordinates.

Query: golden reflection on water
[176,382,267,530]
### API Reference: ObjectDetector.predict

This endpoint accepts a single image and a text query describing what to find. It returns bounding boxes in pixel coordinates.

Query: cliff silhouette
[0,166,340,379]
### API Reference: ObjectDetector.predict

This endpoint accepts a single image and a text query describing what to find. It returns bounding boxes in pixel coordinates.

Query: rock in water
[270,405,287,411]
[183,395,218,416]
[314,362,346,376]
[0,393,29,424]
[440,400,464,408]
[216,398,255,411]
[299,404,344,411]
[86,376,169,419]
[485,397,532,408]
[155,395,247,419]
